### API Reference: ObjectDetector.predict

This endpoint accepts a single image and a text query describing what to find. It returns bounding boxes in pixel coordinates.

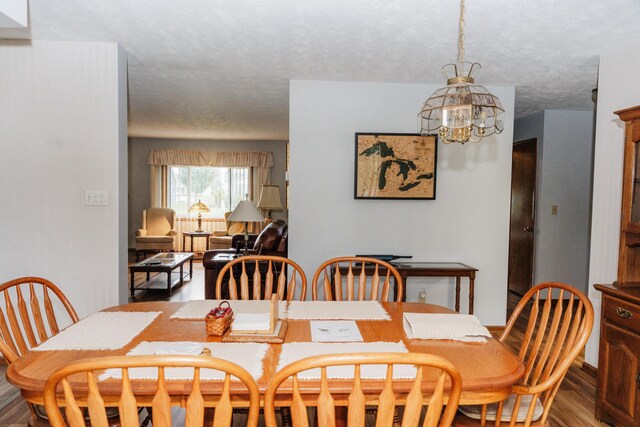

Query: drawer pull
[616,307,633,319]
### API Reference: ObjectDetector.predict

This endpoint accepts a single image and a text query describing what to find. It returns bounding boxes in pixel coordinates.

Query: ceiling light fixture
[418,0,504,144]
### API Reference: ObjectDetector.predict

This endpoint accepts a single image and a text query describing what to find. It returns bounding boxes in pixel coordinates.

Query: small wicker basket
[205,314,232,336]
[205,301,233,336]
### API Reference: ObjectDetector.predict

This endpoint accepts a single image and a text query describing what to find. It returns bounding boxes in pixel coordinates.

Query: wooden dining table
[7,301,524,408]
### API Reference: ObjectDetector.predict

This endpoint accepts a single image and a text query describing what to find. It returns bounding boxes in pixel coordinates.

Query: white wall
[128,137,288,248]
[0,40,128,317]
[537,111,593,292]
[586,40,640,366]
[514,111,594,294]
[289,80,515,325]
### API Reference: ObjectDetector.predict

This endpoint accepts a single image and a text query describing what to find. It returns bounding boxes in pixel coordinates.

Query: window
[168,166,249,217]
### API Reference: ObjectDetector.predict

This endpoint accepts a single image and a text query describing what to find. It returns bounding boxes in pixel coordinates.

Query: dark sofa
[201,220,288,298]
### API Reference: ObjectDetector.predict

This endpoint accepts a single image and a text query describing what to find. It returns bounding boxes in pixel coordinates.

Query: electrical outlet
[552,205,558,215]
[85,190,107,206]
[418,289,427,303]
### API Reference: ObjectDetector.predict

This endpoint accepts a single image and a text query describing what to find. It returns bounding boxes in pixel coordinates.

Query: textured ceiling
[4,0,640,140]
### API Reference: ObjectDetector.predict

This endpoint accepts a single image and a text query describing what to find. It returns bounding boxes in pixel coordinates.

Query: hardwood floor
[0,269,610,426]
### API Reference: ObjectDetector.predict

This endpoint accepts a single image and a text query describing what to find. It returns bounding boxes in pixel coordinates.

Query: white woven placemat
[286,301,390,320]
[33,311,161,351]
[403,313,491,342]
[277,341,413,379]
[170,300,288,319]
[100,341,268,381]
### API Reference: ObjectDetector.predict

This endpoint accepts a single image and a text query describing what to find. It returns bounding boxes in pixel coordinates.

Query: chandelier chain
[458,0,465,67]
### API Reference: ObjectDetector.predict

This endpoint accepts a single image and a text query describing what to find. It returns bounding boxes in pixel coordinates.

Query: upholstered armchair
[209,211,246,250]
[135,207,177,260]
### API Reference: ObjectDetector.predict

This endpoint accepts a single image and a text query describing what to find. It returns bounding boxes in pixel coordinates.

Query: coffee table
[129,252,193,297]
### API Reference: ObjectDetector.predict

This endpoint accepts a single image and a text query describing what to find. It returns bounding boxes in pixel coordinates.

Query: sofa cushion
[253,220,286,251]
[276,227,288,253]
[228,222,245,235]
[146,208,174,236]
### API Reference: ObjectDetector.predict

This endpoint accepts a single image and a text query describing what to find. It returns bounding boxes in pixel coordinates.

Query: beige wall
[128,137,288,248]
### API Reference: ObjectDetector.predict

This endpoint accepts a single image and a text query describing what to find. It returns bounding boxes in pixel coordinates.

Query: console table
[390,262,478,314]
[333,261,478,314]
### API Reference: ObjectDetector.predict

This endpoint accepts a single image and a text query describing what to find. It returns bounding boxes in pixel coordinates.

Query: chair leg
[141,407,152,426]
[393,407,401,427]
[280,407,292,427]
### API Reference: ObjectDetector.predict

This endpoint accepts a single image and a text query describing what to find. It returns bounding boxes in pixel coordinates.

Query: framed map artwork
[354,133,437,200]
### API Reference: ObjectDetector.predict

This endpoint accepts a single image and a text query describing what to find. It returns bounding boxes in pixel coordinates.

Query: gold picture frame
[355,133,437,200]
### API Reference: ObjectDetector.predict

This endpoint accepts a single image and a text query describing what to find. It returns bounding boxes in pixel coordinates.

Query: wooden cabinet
[594,287,640,426]
[616,106,640,284]
[595,105,640,426]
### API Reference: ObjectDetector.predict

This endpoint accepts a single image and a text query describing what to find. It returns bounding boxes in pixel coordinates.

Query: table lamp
[188,200,210,232]
[227,198,264,255]
[257,184,283,224]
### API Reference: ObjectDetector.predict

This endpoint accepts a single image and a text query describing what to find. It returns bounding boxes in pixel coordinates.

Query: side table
[182,231,211,253]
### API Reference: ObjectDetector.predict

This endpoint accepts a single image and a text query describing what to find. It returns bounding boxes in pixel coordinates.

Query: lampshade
[188,200,210,213]
[257,185,283,211]
[227,200,264,223]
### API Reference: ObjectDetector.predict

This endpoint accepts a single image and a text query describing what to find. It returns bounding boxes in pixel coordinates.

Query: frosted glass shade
[418,62,504,144]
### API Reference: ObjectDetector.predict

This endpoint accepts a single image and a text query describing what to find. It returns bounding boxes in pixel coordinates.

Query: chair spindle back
[461,282,594,427]
[311,257,404,302]
[44,355,260,427]
[0,277,78,364]
[264,352,461,427]
[216,255,307,301]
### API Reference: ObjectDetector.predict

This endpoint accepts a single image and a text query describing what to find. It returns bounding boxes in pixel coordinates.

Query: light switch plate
[85,190,107,206]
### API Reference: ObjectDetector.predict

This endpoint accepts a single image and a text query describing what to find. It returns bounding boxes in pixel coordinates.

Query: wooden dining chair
[0,276,79,426]
[43,354,260,427]
[453,282,594,427]
[311,256,404,302]
[264,352,462,427]
[215,255,307,301]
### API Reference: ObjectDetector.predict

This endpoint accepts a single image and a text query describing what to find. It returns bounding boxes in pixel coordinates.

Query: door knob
[523,226,533,232]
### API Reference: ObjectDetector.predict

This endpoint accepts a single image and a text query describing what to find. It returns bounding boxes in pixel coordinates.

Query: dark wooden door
[508,139,537,296]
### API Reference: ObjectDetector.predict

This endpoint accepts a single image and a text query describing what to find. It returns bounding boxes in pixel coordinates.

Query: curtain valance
[148,150,273,168]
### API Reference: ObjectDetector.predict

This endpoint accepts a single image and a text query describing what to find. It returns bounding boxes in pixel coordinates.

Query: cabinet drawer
[603,295,640,333]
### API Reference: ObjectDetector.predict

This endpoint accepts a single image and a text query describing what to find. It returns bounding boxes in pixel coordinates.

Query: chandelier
[418,0,504,144]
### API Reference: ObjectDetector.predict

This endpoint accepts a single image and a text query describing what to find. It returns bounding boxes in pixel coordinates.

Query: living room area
[4,1,640,425]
